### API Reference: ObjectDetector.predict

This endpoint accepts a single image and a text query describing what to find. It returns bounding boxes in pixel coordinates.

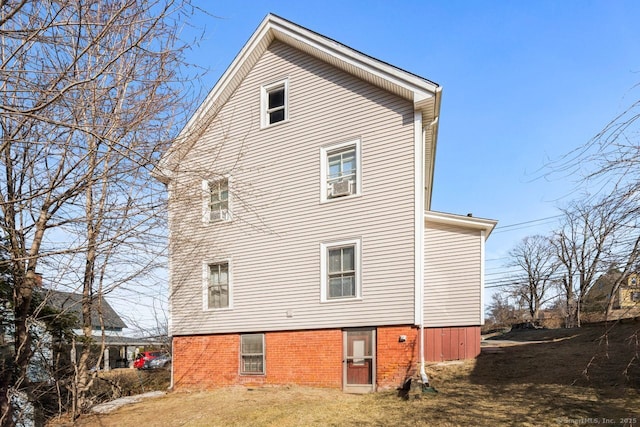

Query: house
[616,273,640,309]
[41,289,138,370]
[588,270,640,312]
[156,14,497,392]
[31,286,162,372]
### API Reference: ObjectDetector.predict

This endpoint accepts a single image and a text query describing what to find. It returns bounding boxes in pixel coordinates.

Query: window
[320,239,361,302]
[632,292,640,302]
[203,178,230,223]
[241,334,265,374]
[205,261,231,310]
[261,80,288,127]
[328,246,355,298]
[320,139,361,202]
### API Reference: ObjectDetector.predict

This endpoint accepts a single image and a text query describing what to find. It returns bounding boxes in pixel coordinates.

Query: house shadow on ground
[466,320,640,422]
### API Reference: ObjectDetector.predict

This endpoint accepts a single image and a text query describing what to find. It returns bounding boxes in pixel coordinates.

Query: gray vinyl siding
[424,222,482,327]
[168,41,417,336]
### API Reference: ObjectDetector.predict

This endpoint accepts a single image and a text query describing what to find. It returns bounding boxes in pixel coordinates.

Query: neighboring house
[617,273,640,309]
[3,280,163,376]
[588,270,640,311]
[2,286,132,385]
[44,290,128,335]
[42,289,130,370]
[156,14,497,392]
[42,289,168,370]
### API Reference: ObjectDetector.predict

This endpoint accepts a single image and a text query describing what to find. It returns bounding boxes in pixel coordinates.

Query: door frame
[342,328,376,393]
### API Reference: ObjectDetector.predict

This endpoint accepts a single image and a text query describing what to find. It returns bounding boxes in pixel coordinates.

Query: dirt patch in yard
[49,321,640,426]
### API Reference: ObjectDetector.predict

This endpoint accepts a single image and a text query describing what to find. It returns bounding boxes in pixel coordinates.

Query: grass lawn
[49,321,640,426]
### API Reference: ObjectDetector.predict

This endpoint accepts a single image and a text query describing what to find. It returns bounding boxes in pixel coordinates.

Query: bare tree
[551,199,619,327]
[600,195,640,318]
[547,81,640,320]
[485,293,522,328]
[551,218,578,328]
[0,1,200,424]
[507,235,558,322]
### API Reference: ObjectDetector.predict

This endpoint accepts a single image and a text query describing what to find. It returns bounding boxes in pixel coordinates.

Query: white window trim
[202,258,233,311]
[320,238,362,303]
[202,176,232,224]
[240,333,265,375]
[260,79,289,128]
[320,138,362,203]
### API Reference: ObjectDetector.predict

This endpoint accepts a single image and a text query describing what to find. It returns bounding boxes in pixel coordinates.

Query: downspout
[166,181,175,391]
[419,117,438,386]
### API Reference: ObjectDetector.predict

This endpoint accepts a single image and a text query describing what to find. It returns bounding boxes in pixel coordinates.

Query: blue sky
[181,1,640,298]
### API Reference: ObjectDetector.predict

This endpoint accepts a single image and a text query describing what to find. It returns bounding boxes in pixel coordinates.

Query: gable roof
[41,290,127,331]
[156,13,442,182]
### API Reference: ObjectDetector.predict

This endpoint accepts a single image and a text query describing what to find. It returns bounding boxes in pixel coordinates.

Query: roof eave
[424,210,498,239]
[156,14,440,180]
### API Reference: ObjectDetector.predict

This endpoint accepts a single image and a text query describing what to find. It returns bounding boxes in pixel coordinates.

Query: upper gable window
[320,139,362,202]
[261,79,288,127]
[203,178,230,223]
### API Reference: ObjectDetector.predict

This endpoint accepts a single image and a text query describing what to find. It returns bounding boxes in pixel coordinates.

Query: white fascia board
[159,14,440,179]
[158,16,275,176]
[424,211,498,238]
[179,18,273,142]
[268,15,438,101]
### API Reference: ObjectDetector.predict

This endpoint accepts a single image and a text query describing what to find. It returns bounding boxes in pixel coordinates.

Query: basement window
[241,334,265,374]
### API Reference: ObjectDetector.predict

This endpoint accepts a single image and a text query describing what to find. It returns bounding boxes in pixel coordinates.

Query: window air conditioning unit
[210,210,229,222]
[331,180,352,197]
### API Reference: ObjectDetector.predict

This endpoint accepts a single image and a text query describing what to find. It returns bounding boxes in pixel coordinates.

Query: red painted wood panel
[424,326,480,362]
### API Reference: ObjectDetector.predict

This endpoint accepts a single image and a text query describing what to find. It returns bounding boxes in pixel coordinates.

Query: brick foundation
[375,326,419,390]
[172,325,479,391]
[173,329,343,389]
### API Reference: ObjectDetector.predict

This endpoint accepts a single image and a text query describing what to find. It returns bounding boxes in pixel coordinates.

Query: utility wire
[492,215,563,234]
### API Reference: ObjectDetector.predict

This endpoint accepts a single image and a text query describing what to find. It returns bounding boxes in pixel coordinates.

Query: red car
[134,351,163,369]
